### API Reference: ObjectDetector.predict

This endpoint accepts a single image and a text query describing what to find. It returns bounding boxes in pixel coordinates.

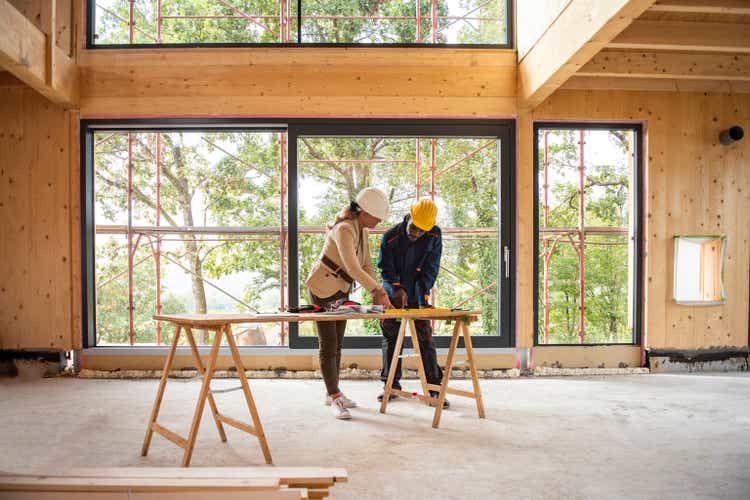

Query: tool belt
[320,254,354,284]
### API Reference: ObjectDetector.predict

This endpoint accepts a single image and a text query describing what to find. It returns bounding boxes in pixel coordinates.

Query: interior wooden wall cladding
[518,89,750,350]
[7,0,74,57]
[77,48,517,118]
[0,86,81,350]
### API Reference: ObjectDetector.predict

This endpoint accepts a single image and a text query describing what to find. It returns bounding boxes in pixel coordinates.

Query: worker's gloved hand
[393,287,408,309]
[372,287,394,310]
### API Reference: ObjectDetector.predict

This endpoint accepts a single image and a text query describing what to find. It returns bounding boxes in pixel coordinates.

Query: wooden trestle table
[143,310,485,467]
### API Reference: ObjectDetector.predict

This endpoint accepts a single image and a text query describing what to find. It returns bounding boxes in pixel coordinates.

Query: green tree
[93,0,506,44]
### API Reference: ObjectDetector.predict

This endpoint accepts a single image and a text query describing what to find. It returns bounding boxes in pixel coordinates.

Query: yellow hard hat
[410,198,438,231]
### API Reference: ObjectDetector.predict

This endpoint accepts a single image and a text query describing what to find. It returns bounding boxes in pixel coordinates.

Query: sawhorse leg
[184,326,227,443]
[225,324,273,464]
[142,323,182,457]
[380,318,435,413]
[461,320,486,419]
[182,325,224,467]
[431,321,461,428]
[429,318,486,428]
[380,318,407,414]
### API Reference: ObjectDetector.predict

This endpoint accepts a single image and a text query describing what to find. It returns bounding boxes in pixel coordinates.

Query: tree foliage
[93,0,506,44]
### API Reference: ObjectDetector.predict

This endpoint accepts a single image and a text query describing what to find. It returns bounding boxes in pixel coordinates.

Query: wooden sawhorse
[142,317,272,467]
[379,312,486,428]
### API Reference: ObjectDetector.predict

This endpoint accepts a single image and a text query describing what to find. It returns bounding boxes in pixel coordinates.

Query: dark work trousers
[380,316,443,390]
[309,290,348,396]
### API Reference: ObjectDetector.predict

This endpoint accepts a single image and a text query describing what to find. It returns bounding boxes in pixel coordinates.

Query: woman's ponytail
[327,201,360,229]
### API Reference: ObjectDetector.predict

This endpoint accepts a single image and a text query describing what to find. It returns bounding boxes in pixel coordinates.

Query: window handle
[504,246,510,279]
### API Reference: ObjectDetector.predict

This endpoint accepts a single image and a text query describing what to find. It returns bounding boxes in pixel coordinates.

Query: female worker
[306,187,394,420]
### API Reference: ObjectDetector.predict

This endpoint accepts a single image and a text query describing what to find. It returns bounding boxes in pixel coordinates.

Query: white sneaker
[325,393,358,408]
[331,397,352,420]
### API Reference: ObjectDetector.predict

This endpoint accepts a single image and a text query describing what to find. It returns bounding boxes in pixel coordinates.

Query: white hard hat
[356,187,390,220]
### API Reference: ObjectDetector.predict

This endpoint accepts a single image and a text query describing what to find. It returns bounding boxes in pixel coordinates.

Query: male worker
[377,198,448,408]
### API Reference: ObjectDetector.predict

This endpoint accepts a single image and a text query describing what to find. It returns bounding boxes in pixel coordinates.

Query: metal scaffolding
[94,133,499,346]
[96,0,503,44]
[539,129,631,344]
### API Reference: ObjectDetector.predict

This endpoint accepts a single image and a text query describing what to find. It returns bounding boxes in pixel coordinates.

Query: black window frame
[532,122,644,347]
[85,0,513,49]
[81,118,516,350]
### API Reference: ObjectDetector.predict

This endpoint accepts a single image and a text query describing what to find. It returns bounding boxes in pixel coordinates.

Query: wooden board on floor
[0,491,307,500]
[64,467,348,487]
[0,473,314,499]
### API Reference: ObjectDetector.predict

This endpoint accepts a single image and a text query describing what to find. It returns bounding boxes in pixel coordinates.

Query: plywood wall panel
[0,87,78,350]
[521,90,750,350]
[78,48,517,118]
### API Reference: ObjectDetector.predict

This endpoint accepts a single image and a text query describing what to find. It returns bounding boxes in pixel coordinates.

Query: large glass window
[92,129,289,346]
[89,0,509,46]
[534,125,642,345]
[83,120,514,349]
[296,136,498,340]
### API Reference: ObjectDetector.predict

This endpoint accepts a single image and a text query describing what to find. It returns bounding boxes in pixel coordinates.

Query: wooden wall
[0,85,81,350]
[77,48,517,119]
[518,89,750,350]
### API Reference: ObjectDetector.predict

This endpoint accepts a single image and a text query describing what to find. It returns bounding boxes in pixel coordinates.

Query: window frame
[85,0,513,49]
[81,118,516,350]
[532,122,644,347]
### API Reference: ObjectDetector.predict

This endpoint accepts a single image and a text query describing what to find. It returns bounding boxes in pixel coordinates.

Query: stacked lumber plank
[0,467,348,499]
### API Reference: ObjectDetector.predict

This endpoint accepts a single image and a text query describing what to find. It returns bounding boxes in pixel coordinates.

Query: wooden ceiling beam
[517,0,657,110]
[650,0,750,15]
[0,0,78,107]
[579,51,750,80]
[609,20,750,52]
[562,74,750,93]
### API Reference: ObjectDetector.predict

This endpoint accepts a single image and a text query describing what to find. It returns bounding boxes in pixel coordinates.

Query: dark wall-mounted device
[719,126,744,146]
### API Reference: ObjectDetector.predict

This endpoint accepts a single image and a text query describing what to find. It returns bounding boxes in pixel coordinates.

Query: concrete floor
[1,374,749,499]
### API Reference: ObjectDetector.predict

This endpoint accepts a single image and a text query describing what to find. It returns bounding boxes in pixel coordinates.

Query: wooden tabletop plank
[153,310,480,326]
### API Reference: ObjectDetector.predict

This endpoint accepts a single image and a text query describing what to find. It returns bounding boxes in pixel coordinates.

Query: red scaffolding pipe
[430,0,437,42]
[415,138,421,198]
[128,0,135,43]
[435,140,494,177]
[543,131,550,344]
[279,132,287,345]
[157,0,162,43]
[416,0,421,42]
[155,133,162,345]
[578,130,586,344]
[127,132,134,345]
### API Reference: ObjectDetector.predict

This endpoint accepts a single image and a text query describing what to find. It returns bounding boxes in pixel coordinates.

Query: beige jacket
[305,218,379,299]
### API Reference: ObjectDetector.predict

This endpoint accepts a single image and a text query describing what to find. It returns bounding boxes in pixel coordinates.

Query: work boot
[429,390,450,409]
[377,385,401,402]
